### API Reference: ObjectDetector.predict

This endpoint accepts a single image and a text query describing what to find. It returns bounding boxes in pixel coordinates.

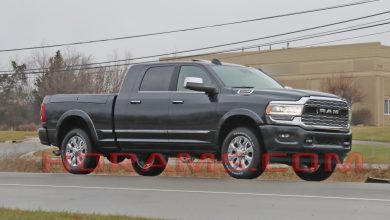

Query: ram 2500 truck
[38,59,352,181]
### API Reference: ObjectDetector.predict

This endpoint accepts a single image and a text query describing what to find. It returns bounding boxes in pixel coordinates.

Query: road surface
[0,172,389,220]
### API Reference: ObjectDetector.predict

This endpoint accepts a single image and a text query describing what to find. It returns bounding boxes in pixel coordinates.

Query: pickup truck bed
[41,94,117,147]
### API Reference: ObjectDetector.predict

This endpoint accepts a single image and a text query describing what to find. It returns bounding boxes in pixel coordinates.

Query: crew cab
[38,59,352,181]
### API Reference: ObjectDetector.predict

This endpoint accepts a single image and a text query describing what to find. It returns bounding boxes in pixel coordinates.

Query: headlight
[266,104,304,120]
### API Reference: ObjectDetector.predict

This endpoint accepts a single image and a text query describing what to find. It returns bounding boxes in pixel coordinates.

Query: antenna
[211,59,222,65]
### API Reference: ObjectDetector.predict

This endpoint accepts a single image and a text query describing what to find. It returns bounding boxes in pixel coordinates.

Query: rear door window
[140,66,175,91]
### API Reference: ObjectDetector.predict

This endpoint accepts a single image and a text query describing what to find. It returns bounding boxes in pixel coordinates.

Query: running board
[52,150,61,156]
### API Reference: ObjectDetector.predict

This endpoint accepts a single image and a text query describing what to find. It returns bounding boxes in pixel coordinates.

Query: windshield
[211,65,283,89]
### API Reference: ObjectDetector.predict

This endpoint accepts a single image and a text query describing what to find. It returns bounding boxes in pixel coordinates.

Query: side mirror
[184,77,218,95]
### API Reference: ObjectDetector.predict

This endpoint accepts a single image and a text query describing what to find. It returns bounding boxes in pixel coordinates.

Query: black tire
[105,154,126,164]
[61,128,100,175]
[294,162,336,181]
[132,153,168,176]
[221,127,264,179]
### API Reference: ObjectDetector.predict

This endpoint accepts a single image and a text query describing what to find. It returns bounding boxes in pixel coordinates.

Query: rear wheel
[132,153,168,176]
[294,162,336,181]
[221,127,264,179]
[61,128,99,174]
[105,154,126,164]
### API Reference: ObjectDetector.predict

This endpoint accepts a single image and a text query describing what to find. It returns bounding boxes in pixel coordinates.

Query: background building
[166,42,390,126]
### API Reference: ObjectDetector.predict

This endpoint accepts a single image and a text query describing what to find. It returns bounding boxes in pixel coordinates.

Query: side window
[139,66,175,91]
[177,66,213,91]
[385,99,390,115]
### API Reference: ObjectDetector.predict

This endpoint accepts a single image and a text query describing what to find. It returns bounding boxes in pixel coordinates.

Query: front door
[169,65,218,148]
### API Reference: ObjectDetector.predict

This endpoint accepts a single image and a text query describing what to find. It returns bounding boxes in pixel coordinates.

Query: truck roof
[131,59,246,68]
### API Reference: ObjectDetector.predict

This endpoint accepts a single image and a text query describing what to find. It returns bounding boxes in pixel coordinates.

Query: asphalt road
[0,173,389,220]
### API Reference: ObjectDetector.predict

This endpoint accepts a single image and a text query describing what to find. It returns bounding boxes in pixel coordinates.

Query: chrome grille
[302,99,349,128]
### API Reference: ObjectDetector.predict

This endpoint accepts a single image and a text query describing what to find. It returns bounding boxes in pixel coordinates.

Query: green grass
[352,126,390,142]
[351,144,390,164]
[0,208,158,220]
[0,131,36,142]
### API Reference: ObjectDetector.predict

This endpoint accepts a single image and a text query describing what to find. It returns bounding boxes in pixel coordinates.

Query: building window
[385,99,390,115]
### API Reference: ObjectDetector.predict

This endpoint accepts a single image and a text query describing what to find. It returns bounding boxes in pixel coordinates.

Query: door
[115,65,176,148]
[169,65,218,147]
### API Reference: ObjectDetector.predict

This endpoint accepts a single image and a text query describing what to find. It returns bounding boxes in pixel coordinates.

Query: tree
[0,61,32,129]
[323,75,365,105]
[0,49,131,127]
[33,50,97,120]
[323,75,370,125]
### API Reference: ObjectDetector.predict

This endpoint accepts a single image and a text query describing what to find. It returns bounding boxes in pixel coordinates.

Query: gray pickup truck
[39,59,352,181]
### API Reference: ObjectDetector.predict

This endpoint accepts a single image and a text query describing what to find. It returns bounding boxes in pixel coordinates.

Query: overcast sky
[1,0,390,70]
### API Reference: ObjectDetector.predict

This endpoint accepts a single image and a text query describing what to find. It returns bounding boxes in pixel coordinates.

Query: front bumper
[260,125,352,154]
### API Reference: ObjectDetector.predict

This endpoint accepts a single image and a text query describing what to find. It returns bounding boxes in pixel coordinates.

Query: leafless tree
[1,48,132,128]
[92,50,131,93]
[323,75,365,105]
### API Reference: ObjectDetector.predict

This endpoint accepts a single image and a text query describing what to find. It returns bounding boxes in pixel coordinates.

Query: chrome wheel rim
[227,135,254,170]
[136,155,153,169]
[65,136,87,167]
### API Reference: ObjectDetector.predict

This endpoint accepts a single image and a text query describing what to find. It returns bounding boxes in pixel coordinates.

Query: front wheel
[132,153,168,176]
[294,162,336,181]
[221,127,264,179]
[61,128,99,174]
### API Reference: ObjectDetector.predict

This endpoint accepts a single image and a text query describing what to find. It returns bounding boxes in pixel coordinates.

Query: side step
[52,150,61,156]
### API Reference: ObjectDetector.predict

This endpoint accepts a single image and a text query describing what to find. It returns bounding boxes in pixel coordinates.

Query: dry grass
[0,207,158,220]
[0,131,36,142]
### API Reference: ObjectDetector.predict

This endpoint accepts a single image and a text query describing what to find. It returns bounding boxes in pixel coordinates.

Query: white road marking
[0,183,389,202]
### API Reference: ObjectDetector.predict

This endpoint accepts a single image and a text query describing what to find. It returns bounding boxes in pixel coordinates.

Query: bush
[352,108,372,125]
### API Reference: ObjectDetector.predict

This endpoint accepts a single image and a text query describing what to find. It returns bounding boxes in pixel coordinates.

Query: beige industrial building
[166,42,390,126]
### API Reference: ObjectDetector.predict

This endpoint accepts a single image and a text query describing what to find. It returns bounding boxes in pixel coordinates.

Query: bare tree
[323,75,365,105]
[92,50,131,93]
[0,48,132,127]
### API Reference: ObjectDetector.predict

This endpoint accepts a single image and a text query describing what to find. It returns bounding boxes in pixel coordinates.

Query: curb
[365,177,390,184]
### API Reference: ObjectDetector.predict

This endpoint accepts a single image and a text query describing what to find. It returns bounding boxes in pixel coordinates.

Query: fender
[215,108,264,143]
[56,109,99,145]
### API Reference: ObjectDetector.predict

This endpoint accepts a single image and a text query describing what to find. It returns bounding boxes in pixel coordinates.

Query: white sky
[1,0,390,70]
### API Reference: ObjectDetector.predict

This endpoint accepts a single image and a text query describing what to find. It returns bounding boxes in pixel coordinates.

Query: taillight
[40,103,46,123]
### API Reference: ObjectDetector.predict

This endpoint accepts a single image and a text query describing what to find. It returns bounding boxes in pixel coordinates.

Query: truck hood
[235,88,340,101]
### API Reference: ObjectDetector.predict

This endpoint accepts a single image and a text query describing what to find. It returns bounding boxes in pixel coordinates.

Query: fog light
[305,138,313,144]
[343,141,351,146]
[279,133,290,138]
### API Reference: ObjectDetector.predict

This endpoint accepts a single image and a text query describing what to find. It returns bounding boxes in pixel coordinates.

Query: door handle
[172,100,184,104]
[130,100,141,104]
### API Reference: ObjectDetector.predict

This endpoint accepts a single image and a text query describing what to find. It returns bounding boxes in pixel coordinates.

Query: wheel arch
[56,110,99,148]
[216,109,264,151]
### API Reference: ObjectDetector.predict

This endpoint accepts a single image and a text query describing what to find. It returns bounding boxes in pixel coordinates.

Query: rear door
[115,65,176,148]
[168,65,219,147]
